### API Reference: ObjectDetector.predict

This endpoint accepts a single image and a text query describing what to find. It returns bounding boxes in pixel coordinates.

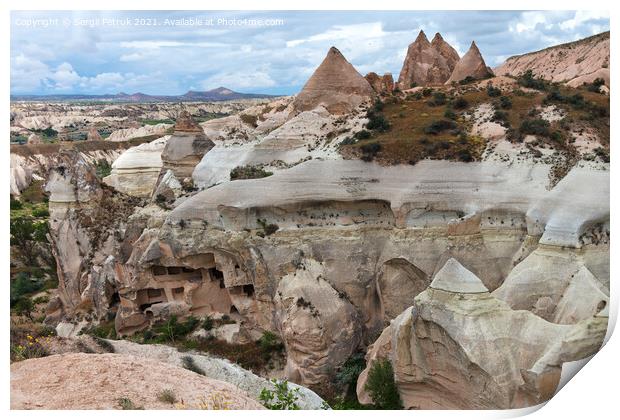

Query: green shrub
[336,352,366,393]
[202,316,214,331]
[458,76,477,85]
[498,96,512,109]
[181,355,205,375]
[257,218,279,236]
[11,273,44,306]
[519,118,550,137]
[258,331,284,354]
[95,159,112,179]
[117,397,144,410]
[10,217,50,265]
[10,197,23,210]
[486,85,502,97]
[360,142,382,162]
[452,97,469,109]
[586,78,606,93]
[517,70,548,90]
[354,130,371,140]
[32,207,49,218]
[230,165,273,180]
[422,87,433,97]
[364,358,403,409]
[427,91,447,106]
[94,337,115,353]
[424,119,457,135]
[366,113,390,132]
[259,379,300,410]
[444,108,457,120]
[157,389,178,404]
[147,315,200,344]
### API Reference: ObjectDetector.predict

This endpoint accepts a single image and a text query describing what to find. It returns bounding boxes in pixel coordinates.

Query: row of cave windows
[147,266,255,296]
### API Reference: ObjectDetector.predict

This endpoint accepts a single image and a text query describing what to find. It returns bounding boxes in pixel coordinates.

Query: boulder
[446,41,492,84]
[292,46,375,115]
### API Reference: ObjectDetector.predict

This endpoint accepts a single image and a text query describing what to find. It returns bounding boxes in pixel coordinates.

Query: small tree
[259,379,300,410]
[364,358,403,409]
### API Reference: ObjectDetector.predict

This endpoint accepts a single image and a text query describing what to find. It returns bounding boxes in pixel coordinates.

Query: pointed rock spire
[398,31,459,88]
[445,40,493,84]
[292,46,375,115]
[430,258,488,294]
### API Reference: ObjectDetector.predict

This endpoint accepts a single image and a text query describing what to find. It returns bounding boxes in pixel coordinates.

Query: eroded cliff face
[73,157,603,397]
[356,259,608,409]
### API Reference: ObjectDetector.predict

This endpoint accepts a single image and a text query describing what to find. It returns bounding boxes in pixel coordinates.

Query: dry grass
[340,82,609,165]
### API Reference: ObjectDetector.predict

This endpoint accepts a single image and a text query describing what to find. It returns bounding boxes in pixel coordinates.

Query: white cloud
[11,54,50,91]
[559,11,609,31]
[287,22,386,47]
[201,69,276,90]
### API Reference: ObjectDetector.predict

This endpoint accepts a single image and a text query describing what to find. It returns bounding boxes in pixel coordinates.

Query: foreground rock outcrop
[357,258,608,409]
[11,353,263,409]
[292,47,375,115]
[109,339,325,409]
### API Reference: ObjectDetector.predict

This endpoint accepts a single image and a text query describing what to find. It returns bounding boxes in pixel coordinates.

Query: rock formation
[446,41,492,84]
[292,47,375,115]
[160,111,214,180]
[87,127,103,141]
[357,258,607,409]
[494,31,609,87]
[27,133,43,145]
[44,151,143,325]
[107,123,172,142]
[365,72,395,95]
[103,136,169,198]
[11,353,263,409]
[397,31,460,88]
[274,259,362,391]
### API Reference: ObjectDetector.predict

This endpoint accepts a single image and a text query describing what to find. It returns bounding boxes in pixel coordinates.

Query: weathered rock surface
[365,72,395,95]
[274,259,362,391]
[108,123,172,142]
[87,127,103,141]
[292,47,375,115]
[161,111,214,179]
[398,31,460,88]
[108,339,325,409]
[495,31,609,87]
[357,258,608,409]
[103,136,169,198]
[10,353,263,409]
[446,41,492,84]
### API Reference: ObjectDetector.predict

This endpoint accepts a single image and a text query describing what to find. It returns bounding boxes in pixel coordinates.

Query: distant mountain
[11,87,277,103]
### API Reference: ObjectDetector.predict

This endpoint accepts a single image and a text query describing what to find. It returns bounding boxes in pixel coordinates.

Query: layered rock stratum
[495,31,610,88]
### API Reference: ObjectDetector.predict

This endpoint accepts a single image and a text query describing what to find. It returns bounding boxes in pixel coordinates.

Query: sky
[10,10,610,96]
